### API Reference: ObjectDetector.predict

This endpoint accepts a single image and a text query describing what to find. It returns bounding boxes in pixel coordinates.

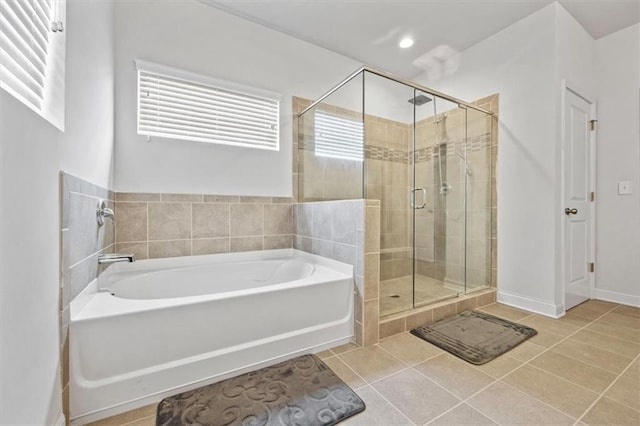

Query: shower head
[408,94,432,106]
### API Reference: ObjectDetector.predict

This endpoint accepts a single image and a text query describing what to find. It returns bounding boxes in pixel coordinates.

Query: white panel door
[564,89,594,310]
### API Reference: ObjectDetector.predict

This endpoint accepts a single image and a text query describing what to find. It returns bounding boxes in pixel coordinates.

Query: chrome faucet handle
[97,200,114,226]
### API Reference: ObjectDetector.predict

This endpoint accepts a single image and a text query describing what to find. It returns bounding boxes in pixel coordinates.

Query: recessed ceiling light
[399,37,414,48]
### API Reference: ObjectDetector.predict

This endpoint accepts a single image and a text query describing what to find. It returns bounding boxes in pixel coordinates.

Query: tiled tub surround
[59,172,116,420]
[114,193,294,259]
[294,199,381,346]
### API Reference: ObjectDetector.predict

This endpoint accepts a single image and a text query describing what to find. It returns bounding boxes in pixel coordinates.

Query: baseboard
[594,288,640,307]
[497,290,564,318]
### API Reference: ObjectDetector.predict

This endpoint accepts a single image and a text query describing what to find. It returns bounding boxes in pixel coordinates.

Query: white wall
[594,24,640,305]
[0,1,115,424]
[415,4,562,315]
[113,0,360,196]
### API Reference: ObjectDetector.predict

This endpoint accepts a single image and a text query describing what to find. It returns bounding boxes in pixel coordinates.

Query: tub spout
[98,253,135,264]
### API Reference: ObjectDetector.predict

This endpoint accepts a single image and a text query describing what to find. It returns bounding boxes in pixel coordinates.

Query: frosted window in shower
[136,60,280,151]
[314,110,364,161]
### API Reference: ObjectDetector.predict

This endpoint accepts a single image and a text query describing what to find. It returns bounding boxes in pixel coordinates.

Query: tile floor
[88,300,639,426]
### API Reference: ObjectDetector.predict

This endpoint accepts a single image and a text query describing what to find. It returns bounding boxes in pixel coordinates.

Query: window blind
[0,0,52,111]
[314,110,364,161]
[136,61,280,151]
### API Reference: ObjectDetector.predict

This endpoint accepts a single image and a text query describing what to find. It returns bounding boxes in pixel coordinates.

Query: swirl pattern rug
[156,354,365,426]
[410,310,537,365]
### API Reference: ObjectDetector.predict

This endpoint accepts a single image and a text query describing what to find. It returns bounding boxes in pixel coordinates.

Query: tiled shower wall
[294,199,381,346]
[113,194,294,259]
[59,172,116,419]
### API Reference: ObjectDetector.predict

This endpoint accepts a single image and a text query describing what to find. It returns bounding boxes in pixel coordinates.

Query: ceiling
[203,0,640,78]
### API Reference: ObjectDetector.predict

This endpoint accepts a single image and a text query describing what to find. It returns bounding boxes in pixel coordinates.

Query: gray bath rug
[156,354,365,426]
[410,310,537,365]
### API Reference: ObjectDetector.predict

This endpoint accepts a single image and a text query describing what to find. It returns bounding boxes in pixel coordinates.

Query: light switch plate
[618,181,632,195]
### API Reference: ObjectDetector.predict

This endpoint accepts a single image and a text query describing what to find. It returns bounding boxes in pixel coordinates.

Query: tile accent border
[114,193,294,259]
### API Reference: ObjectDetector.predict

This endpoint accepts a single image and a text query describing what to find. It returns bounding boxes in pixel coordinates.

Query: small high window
[314,110,364,161]
[136,60,280,151]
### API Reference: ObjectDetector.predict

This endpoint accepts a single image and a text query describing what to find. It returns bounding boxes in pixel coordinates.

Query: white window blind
[314,110,364,161]
[136,60,280,151]
[1,0,64,129]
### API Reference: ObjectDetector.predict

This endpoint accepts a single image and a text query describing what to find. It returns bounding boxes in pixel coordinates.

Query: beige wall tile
[148,203,191,240]
[433,303,456,322]
[264,204,293,235]
[230,236,263,252]
[148,240,190,259]
[240,196,272,203]
[192,203,230,238]
[115,202,147,242]
[161,193,203,202]
[363,300,379,346]
[115,242,149,260]
[263,235,292,250]
[192,238,229,255]
[230,204,263,236]
[203,195,240,203]
[406,309,434,330]
[364,253,380,301]
[115,193,160,202]
[379,317,405,339]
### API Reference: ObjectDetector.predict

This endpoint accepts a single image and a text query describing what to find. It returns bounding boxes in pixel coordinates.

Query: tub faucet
[98,253,135,264]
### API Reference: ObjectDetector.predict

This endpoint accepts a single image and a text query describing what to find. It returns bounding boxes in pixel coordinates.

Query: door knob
[565,208,578,215]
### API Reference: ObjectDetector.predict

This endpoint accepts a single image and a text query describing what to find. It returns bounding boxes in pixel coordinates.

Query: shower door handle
[410,187,427,209]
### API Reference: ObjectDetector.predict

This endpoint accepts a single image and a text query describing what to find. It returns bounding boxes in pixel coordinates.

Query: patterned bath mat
[156,354,365,426]
[410,310,537,365]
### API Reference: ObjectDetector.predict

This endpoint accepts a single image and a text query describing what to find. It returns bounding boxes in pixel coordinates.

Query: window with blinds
[314,110,364,161]
[0,0,64,129]
[136,60,280,151]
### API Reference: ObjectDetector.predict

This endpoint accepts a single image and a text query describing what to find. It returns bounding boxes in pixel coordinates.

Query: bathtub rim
[71,249,354,321]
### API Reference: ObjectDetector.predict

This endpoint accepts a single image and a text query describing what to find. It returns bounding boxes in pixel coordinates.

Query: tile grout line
[573,351,640,425]
[415,303,623,426]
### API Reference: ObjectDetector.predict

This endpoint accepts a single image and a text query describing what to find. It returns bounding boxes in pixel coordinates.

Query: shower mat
[411,310,537,365]
[156,354,365,426]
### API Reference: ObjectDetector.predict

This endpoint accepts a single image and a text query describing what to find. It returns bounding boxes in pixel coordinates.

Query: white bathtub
[69,249,354,424]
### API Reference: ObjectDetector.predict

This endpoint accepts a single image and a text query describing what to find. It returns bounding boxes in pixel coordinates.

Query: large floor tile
[569,329,640,359]
[530,350,617,393]
[468,381,574,425]
[323,356,367,390]
[86,405,156,426]
[586,320,640,343]
[427,403,497,426]
[568,301,617,320]
[604,376,640,411]
[338,346,406,384]
[414,353,494,399]
[612,305,640,319]
[526,328,567,348]
[520,314,581,337]
[598,312,640,330]
[472,354,523,378]
[378,332,443,365]
[373,369,460,425]
[582,397,640,426]
[342,386,413,426]
[553,339,633,374]
[331,342,360,355]
[507,341,546,362]
[476,303,532,321]
[502,364,599,418]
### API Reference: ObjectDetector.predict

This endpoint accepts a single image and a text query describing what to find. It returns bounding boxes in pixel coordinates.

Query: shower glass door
[413,96,467,308]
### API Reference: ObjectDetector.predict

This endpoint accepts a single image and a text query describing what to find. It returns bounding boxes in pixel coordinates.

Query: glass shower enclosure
[297,67,495,318]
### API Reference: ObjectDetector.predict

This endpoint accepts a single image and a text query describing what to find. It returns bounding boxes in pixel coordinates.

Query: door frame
[560,79,597,313]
